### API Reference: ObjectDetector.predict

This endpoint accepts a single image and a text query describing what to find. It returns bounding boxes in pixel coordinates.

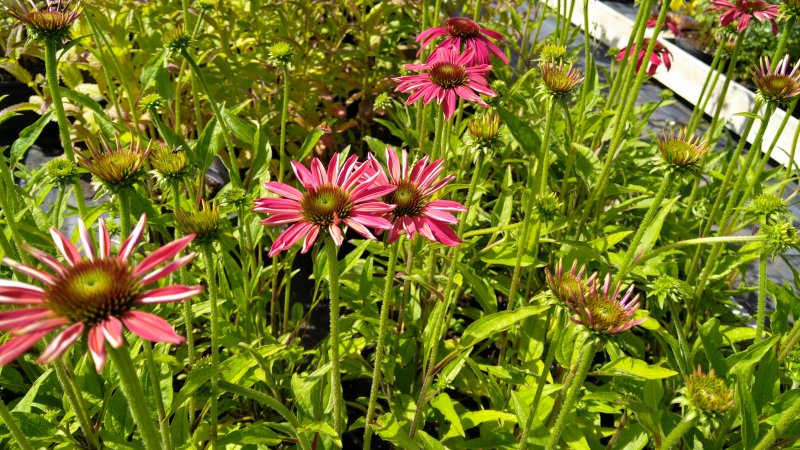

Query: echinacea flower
[1,0,82,41]
[647,13,683,36]
[616,38,673,76]
[539,60,584,96]
[78,136,150,192]
[563,273,644,334]
[0,215,202,372]
[656,128,711,169]
[253,153,396,257]
[710,0,779,34]
[150,143,191,183]
[545,259,597,303]
[467,111,503,152]
[753,55,800,103]
[364,147,467,246]
[417,17,508,65]
[677,366,735,414]
[175,200,221,245]
[393,46,497,120]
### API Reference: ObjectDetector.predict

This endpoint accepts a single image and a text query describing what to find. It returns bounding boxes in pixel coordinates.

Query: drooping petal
[101,317,124,349]
[122,311,185,345]
[136,285,204,304]
[88,325,107,372]
[0,329,51,366]
[2,257,56,285]
[133,234,196,278]
[21,244,67,276]
[0,308,53,331]
[37,322,84,364]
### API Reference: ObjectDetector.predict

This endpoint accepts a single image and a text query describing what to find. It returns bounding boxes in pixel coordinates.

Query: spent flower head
[539,60,584,98]
[78,136,150,192]
[44,158,78,186]
[175,200,221,245]
[363,147,467,246]
[253,153,396,257]
[0,215,202,372]
[1,0,82,42]
[656,128,711,172]
[753,55,800,104]
[417,17,508,65]
[564,273,645,335]
[678,367,735,415]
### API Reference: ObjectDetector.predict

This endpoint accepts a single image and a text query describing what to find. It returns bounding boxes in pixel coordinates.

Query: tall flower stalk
[325,237,345,435]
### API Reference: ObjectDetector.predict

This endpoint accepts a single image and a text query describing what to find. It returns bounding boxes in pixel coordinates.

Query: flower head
[364,147,467,246]
[545,259,597,303]
[467,111,503,152]
[164,29,192,53]
[0,215,202,372]
[539,60,584,97]
[710,0,779,33]
[537,42,568,62]
[150,143,191,184]
[753,55,800,103]
[417,17,508,65]
[747,193,788,221]
[1,0,82,41]
[78,136,150,192]
[656,128,711,171]
[616,39,673,76]
[679,367,735,414]
[534,191,562,221]
[268,41,293,66]
[563,273,645,335]
[253,153,396,257]
[393,46,497,120]
[44,158,78,186]
[762,219,800,254]
[648,13,683,36]
[175,200,221,245]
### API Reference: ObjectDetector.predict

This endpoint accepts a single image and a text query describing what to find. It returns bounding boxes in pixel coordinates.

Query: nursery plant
[0,0,799,449]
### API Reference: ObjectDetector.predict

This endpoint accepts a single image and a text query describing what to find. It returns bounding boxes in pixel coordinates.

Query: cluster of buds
[44,158,79,186]
[534,191,562,221]
[747,193,788,222]
[537,42,568,62]
[762,220,800,255]
[220,186,249,207]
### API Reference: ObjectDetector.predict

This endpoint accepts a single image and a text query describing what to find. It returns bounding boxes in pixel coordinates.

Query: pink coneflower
[709,0,779,34]
[563,273,645,334]
[253,153,397,257]
[616,38,673,76]
[0,215,202,372]
[753,55,800,102]
[393,46,497,120]
[647,13,683,36]
[417,17,509,65]
[364,147,467,246]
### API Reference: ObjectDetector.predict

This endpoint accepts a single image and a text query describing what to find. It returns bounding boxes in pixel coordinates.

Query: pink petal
[263,181,304,202]
[101,317,124,349]
[21,244,66,276]
[301,226,320,254]
[2,257,56,285]
[98,218,111,259]
[0,280,45,305]
[328,224,344,246]
[311,157,329,186]
[261,212,305,225]
[88,325,107,372]
[136,285,204,304]
[78,220,95,261]
[292,161,318,190]
[37,322,84,364]
[427,218,461,246]
[0,308,53,331]
[132,234,196,278]
[50,227,82,266]
[139,253,196,285]
[344,218,377,240]
[118,214,147,261]
[122,311,185,345]
[386,147,401,182]
[0,329,51,366]
[269,222,314,257]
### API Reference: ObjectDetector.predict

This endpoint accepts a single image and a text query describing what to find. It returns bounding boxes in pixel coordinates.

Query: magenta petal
[101,317,124,349]
[78,220,95,261]
[133,234,196,277]
[122,311,185,345]
[37,322,84,364]
[426,200,467,212]
[137,285,204,304]
[263,181,304,201]
[262,212,304,225]
[328,224,344,246]
[301,226,320,254]
[50,227,82,266]
[344,218,377,240]
[2,257,56,285]
[0,329,51,366]
[140,253,196,285]
[88,326,107,372]
[427,219,461,246]
[292,161,318,190]
[119,214,147,261]
[21,244,67,276]
[98,218,111,259]
[0,308,53,331]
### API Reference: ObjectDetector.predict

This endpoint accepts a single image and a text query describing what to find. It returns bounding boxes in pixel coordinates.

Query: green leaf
[7,412,57,442]
[195,116,223,175]
[495,105,541,154]
[459,305,548,349]
[170,364,214,414]
[10,111,54,165]
[218,424,283,446]
[298,422,341,448]
[699,319,729,377]
[431,393,465,437]
[458,262,497,313]
[597,357,678,380]
[738,372,758,449]
[375,413,421,450]
[727,335,779,375]
[296,126,328,161]
[633,196,678,257]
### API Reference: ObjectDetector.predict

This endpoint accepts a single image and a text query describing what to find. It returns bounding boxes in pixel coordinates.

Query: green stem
[202,244,220,449]
[614,171,675,285]
[753,399,800,450]
[462,222,522,239]
[218,381,311,450]
[708,34,745,137]
[430,112,444,162]
[363,242,401,449]
[659,412,698,450]
[639,235,766,271]
[181,49,241,186]
[545,338,599,450]
[778,318,800,363]
[141,342,172,449]
[106,346,162,450]
[118,190,132,237]
[519,310,564,450]
[278,64,290,183]
[270,254,281,337]
[172,181,196,426]
[325,237,344,436]
[0,397,34,450]
[686,44,725,135]
[54,361,100,449]
[770,17,794,68]
[472,0,482,20]
[785,110,800,180]
[44,39,74,162]
[51,185,66,227]
[756,245,768,341]
[282,251,296,334]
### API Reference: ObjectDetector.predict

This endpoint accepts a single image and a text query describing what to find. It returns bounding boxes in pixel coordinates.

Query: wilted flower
[78,136,150,192]
[616,38,673,76]
[394,46,497,121]
[647,13,683,36]
[175,200,221,245]
[364,147,467,246]
[710,0,779,33]
[545,259,597,303]
[656,128,711,171]
[0,215,201,372]
[539,61,584,97]
[564,273,645,335]
[534,191,562,221]
[753,55,800,103]
[1,0,82,41]
[44,158,78,186]
[678,367,735,414]
[268,41,292,65]
[253,153,396,257]
[417,17,508,65]
[467,111,502,151]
